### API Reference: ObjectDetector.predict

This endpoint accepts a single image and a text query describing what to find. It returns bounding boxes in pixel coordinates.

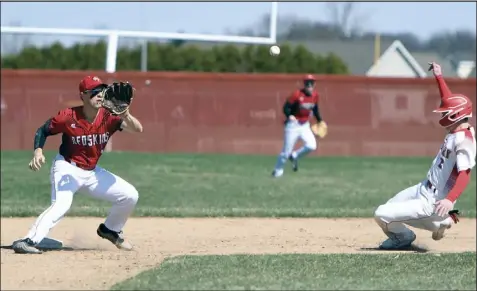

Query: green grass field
[1,150,476,290]
[111,253,477,290]
[1,151,476,218]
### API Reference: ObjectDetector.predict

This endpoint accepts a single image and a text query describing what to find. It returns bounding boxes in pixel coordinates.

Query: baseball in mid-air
[270,45,280,56]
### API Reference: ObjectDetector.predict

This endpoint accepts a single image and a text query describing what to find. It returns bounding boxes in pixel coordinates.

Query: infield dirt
[1,217,475,290]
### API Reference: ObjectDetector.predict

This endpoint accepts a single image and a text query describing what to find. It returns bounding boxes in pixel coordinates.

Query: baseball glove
[101,82,135,115]
[311,121,328,138]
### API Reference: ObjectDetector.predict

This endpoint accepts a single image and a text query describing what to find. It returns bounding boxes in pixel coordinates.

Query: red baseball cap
[79,76,107,92]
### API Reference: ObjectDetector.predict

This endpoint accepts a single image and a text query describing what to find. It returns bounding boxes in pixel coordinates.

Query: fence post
[141,39,148,72]
[106,32,119,73]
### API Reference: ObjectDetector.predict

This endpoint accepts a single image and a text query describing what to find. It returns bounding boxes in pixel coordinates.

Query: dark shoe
[378,232,416,250]
[97,223,133,251]
[12,238,42,254]
[288,154,298,172]
[271,170,283,178]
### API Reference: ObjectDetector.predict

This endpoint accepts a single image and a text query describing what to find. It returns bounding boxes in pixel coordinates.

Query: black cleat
[288,154,298,172]
[97,223,133,251]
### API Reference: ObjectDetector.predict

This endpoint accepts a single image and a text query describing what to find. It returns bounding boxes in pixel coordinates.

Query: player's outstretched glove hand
[311,121,328,138]
[101,82,135,115]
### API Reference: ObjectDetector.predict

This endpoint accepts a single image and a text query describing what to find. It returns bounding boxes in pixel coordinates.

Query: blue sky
[1,2,475,45]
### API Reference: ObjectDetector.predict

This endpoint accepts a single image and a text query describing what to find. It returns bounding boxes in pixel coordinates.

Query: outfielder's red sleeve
[107,114,123,133]
[48,111,67,135]
[287,91,299,103]
[446,169,471,202]
[436,76,452,99]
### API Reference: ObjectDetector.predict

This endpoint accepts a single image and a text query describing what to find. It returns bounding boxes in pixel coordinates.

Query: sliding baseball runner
[374,62,475,249]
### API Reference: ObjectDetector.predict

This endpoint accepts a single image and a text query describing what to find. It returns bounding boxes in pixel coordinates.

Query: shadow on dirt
[0,245,100,252]
[359,244,429,253]
[44,246,100,252]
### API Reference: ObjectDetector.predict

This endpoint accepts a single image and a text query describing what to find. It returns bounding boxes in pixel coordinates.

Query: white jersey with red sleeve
[426,126,476,199]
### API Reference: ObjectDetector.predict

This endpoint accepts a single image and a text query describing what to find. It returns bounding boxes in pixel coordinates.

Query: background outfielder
[272,74,327,177]
[12,76,144,254]
[374,62,476,250]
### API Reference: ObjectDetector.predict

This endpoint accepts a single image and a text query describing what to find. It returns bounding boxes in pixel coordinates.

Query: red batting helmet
[303,74,316,91]
[304,74,316,81]
[433,94,473,127]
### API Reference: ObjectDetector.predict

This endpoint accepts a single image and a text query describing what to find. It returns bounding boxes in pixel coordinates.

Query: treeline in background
[1,41,349,74]
[1,3,474,74]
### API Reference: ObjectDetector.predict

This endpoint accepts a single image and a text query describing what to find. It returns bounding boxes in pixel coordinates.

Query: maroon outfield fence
[1,69,475,156]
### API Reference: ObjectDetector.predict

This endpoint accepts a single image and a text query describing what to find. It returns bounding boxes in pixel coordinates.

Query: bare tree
[325,2,371,38]
[230,13,310,39]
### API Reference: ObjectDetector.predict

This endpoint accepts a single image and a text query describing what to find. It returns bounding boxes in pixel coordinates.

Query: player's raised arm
[118,110,143,133]
[29,112,65,171]
[101,81,143,133]
[429,62,452,99]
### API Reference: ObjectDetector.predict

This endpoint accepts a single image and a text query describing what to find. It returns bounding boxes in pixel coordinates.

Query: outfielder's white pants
[24,154,139,244]
[374,180,453,237]
[274,120,317,174]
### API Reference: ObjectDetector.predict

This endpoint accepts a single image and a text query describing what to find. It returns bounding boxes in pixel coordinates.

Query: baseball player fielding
[272,74,327,177]
[11,76,144,254]
[374,62,476,250]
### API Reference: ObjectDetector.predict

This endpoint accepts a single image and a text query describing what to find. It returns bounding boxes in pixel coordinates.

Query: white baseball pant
[273,120,317,175]
[23,154,139,244]
[374,180,453,237]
